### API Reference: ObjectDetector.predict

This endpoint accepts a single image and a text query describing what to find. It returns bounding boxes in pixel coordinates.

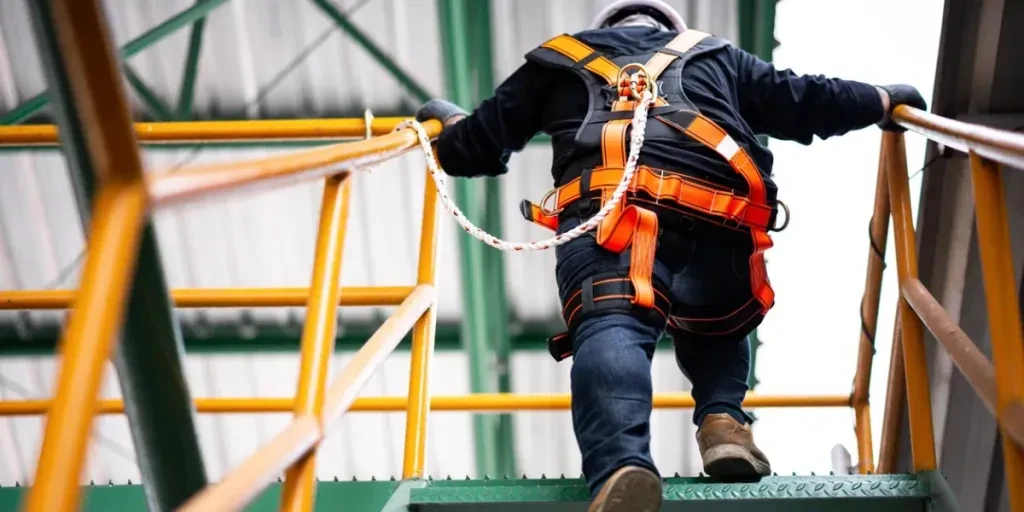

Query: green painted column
[436,0,516,478]
[176,8,207,120]
[26,1,208,510]
[737,0,779,414]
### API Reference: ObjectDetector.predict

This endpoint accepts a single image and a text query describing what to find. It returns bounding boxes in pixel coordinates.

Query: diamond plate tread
[409,473,933,504]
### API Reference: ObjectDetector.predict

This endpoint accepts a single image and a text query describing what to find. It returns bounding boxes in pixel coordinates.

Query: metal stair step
[408,472,955,512]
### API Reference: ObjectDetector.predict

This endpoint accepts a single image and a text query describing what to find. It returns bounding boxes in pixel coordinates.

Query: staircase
[0,472,959,511]
[400,472,957,511]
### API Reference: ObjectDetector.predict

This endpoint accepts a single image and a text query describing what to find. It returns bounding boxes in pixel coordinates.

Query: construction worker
[416,1,926,510]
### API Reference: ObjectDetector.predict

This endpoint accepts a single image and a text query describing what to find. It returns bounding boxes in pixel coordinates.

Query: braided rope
[387,89,655,252]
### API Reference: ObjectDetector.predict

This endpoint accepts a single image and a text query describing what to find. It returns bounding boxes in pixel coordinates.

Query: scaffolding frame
[0,1,1022,511]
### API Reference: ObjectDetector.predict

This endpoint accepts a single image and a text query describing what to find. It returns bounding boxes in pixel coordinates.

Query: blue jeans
[554,216,757,497]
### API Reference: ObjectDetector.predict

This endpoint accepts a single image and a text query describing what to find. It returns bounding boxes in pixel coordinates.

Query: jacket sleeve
[434,60,552,177]
[731,47,885,145]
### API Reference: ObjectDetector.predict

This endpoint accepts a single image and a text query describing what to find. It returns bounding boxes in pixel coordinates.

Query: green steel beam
[470,0,516,478]
[176,9,207,120]
[0,322,697,356]
[436,0,517,479]
[736,0,778,406]
[312,0,432,104]
[0,480,402,512]
[1,0,229,125]
[0,322,560,355]
[123,65,175,121]
[25,1,208,510]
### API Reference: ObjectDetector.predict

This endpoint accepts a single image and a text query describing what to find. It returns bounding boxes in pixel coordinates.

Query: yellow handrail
[894,105,1024,169]
[0,392,852,416]
[870,106,1024,511]
[0,286,413,308]
[177,285,436,512]
[147,118,440,207]
[0,117,414,146]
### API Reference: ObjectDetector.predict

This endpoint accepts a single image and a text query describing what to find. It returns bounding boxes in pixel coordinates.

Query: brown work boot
[588,466,663,512]
[696,413,772,479]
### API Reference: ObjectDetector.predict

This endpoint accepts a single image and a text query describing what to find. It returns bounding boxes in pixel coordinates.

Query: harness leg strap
[595,204,659,309]
[548,270,672,362]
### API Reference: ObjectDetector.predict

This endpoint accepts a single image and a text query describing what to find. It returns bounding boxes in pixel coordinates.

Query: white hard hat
[591,0,688,32]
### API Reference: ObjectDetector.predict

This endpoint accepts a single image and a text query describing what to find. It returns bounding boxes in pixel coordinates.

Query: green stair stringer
[409,472,959,512]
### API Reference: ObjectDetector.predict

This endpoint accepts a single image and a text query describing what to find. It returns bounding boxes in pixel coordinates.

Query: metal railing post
[878,308,905,473]
[967,152,1024,510]
[884,131,937,471]
[402,164,442,478]
[852,134,892,474]
[280,174,353,511]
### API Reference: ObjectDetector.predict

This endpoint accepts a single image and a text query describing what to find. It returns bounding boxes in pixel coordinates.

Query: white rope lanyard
[375,89,654,252]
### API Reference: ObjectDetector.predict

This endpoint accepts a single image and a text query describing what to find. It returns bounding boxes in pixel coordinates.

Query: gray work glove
[877,84,927,132]
[415,99,468,126]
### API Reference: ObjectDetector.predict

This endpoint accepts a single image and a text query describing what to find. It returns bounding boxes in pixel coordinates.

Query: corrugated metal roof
[0,0,739,485]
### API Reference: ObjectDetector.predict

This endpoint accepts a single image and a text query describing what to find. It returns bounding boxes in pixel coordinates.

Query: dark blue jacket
[435,26,885,197]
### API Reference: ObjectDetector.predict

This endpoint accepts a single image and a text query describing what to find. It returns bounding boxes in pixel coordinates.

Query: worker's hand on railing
[876,84,927,132]
[415,99,468,128]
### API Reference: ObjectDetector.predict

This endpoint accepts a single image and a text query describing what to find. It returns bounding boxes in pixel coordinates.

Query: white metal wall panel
[0,0,740,488]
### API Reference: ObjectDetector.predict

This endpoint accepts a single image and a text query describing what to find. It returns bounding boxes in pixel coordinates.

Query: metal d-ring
[771,200,791,232]
[540,188,563,215]
[617,63,657,100]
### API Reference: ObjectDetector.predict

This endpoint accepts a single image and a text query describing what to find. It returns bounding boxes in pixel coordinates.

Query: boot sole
[591,467,663,512]
[703,444,771,480]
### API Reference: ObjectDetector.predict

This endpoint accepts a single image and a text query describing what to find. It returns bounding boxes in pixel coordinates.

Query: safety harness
[519,30,789,362]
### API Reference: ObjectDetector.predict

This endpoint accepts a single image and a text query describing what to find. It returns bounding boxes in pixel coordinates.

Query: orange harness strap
[540,35,619,85]
[591,100,659,309]
[663,113,774,311]
[524,167,776,232]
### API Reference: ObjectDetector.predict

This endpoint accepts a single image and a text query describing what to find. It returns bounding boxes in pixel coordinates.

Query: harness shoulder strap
[526,34,620,85]
[644,30,712,81]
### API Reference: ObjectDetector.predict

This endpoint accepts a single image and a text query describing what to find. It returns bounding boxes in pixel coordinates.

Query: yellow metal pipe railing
[402,164,443,479]
[147,119,440,208]
[967,152,1024,508]
[0,285,412,309]
[178,285,436,512]
[894,105,1024,170]
[0,392,852,416]
[902,278,1024,449]
[865,106,1024,509]
[0,117,413,146]
[24,2,153,511]
[884,130,938,472]
[280,173,353,511]
[878,308,905,474]
[851,134,892,474]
